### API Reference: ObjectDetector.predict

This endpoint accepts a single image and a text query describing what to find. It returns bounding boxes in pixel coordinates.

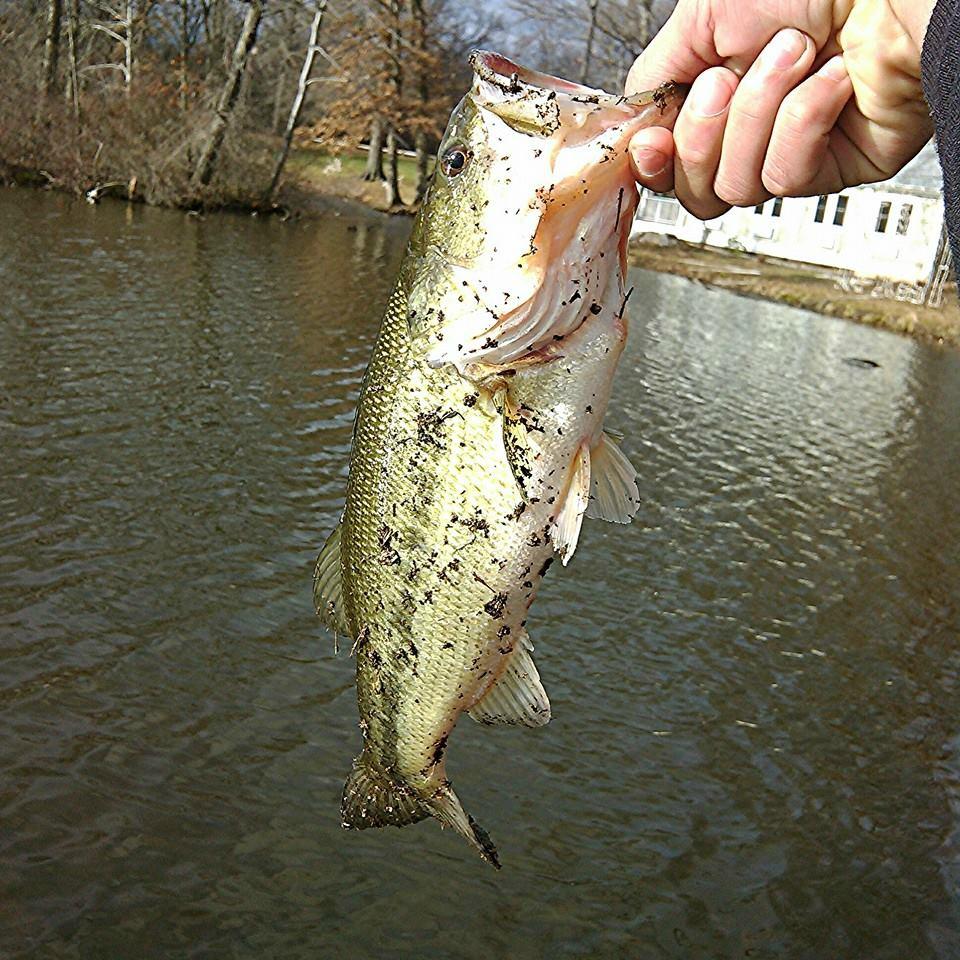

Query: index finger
[624,12,716,95]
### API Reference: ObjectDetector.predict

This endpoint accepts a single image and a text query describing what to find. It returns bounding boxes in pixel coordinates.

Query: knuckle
[675,139,717,168]
[714,172,764,207]
[779,101,813,132]
[729,96,766,126]
[761,157,805,195]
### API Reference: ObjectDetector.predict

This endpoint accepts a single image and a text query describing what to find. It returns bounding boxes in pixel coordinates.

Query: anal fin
[469,632,551,728]
[313,524,350,643]
[585,431,640,523]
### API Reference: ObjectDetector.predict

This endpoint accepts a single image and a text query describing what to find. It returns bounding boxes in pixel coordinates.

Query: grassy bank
[629,237,960,348]
[284,145,426,214]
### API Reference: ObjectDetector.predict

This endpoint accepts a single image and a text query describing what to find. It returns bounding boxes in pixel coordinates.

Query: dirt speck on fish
[314,50,684,868]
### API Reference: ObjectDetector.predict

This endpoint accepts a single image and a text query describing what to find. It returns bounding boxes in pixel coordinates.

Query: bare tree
[64,0,81,124]
[382,0,403,208]
[192,0,264,187]
[410,0,430,202]
[94,1,134,94]
[40,0,64,96]
[263,0,329,203]
[0,0,516,209]
[384,125,401,208]
[508,0,665,89]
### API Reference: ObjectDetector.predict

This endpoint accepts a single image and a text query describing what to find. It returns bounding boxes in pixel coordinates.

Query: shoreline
[6,152,957,347]
[629,236,959,348]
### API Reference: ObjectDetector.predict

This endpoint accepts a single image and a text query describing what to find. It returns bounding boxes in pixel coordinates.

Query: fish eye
[440,146,470,178]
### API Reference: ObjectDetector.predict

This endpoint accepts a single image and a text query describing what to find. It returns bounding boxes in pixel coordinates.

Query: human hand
[625,0,936,220]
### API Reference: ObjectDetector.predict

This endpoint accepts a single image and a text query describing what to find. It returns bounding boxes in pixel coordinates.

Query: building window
[814,195,828,222]
[875,201,892,233]
[833,195,848,226]
[897,203,913,235]
[637,193,680,225]
[771,198,783,218]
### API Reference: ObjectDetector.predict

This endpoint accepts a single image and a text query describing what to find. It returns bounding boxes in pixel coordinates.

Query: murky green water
[2,187,959,959]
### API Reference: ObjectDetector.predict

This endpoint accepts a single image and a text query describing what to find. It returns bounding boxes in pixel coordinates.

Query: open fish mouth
[469,48,687,116]
[469,49,610,100]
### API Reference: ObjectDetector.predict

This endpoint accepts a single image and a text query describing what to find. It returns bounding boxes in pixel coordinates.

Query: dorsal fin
[585,431,640,523]
[313,524,350,643]
[469,632,551,727]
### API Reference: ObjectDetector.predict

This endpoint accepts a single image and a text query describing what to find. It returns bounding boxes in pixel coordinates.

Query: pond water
[2,187,959,960]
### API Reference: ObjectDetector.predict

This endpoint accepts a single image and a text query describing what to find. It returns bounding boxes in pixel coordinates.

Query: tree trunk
[414,129,430,204]
[179,0,189,111]
[263,0,328,204]
[40,0,63,96]
[64,0,80,127]
[363,116,386,181]
[581,0,599,84]
[411,0,430,204]
[191,0,264,188]
[124,0,134,96]
[202,0,228,84]
[271,69,287,134]
[385,125,401,208]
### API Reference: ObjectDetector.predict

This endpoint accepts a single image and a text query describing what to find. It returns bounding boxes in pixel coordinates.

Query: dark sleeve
[922,0,960,271]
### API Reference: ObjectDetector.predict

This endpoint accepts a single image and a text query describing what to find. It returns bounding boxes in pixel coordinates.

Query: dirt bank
[629,236,960,347]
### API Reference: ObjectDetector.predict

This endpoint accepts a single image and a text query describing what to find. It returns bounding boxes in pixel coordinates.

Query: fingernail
[633,146,669,177]
[690,75,732,118]
[822,54,847,81]
[764,28,808,70]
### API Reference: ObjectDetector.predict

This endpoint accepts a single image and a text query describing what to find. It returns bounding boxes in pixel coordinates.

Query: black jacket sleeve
[922,0,960,271]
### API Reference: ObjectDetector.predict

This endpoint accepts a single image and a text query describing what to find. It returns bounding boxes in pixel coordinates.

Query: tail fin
[429,783,501,869]
[341,752,430,829]
[341,750,500,869]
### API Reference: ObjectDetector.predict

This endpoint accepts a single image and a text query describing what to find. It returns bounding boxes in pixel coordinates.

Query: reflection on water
[1,188,958,959]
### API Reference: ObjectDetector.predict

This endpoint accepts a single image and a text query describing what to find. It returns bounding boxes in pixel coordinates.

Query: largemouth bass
[315,51,683,867]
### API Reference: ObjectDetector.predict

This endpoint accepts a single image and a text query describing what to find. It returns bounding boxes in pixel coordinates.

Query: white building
[632,142,952,296]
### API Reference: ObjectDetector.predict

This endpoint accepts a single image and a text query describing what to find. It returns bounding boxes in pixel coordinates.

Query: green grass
[290,146,425,183]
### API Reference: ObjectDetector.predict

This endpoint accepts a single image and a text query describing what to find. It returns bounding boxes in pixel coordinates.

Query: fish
[314,50,684,868]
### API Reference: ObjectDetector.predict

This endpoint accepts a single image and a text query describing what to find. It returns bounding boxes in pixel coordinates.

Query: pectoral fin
[469,632,551,727]
[313,524,350,642]
[585,431,640,523]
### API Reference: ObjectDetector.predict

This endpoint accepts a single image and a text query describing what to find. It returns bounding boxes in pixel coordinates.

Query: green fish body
[315,51,684,867]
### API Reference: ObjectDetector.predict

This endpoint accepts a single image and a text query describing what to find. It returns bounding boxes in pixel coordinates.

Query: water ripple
[1,189,958,959]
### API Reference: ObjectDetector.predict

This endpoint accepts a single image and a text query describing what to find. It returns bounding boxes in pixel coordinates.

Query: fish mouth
[469,49,686,115]
[469,50,607,101]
